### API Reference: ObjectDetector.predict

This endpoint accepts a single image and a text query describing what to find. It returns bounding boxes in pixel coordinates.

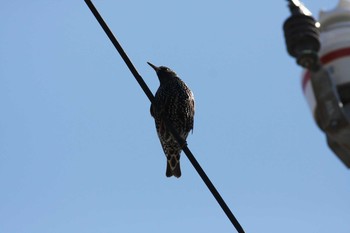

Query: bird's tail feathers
[166,156,181,178]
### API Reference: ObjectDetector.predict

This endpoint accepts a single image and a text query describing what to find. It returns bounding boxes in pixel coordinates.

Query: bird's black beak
[147,62,159,72]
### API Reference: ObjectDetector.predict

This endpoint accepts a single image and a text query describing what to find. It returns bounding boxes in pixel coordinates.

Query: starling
[148,62,195,178]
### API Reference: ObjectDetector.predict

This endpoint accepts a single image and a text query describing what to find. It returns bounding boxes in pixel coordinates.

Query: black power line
[84,1,245,232]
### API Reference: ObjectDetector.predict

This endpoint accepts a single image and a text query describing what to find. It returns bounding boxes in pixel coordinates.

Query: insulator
[283,14,320,62]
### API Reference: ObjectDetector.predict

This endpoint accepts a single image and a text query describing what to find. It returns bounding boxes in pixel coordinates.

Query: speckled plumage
[148,62,195,178]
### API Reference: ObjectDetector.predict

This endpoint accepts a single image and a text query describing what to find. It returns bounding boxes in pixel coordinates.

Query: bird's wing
[150,103,155,118]
[189,95,195,132]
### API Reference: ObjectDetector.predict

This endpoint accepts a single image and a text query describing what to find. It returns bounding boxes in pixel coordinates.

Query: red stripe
[320,47,350,64]
[302,47,350,92]
[302,70,311,91]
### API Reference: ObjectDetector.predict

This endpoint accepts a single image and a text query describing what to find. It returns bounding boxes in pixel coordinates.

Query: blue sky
[1,1,349,233]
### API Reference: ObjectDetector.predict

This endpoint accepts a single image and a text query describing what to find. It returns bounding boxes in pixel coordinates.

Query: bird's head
[147,62,178,83]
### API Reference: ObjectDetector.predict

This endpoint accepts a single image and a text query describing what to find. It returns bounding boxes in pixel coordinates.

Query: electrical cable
[84,1,245,232]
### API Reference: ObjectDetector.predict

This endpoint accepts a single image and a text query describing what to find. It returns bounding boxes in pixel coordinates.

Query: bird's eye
[160,67,169,72]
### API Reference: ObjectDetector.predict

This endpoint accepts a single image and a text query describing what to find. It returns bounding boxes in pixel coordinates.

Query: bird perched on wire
[148,62,195,178]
